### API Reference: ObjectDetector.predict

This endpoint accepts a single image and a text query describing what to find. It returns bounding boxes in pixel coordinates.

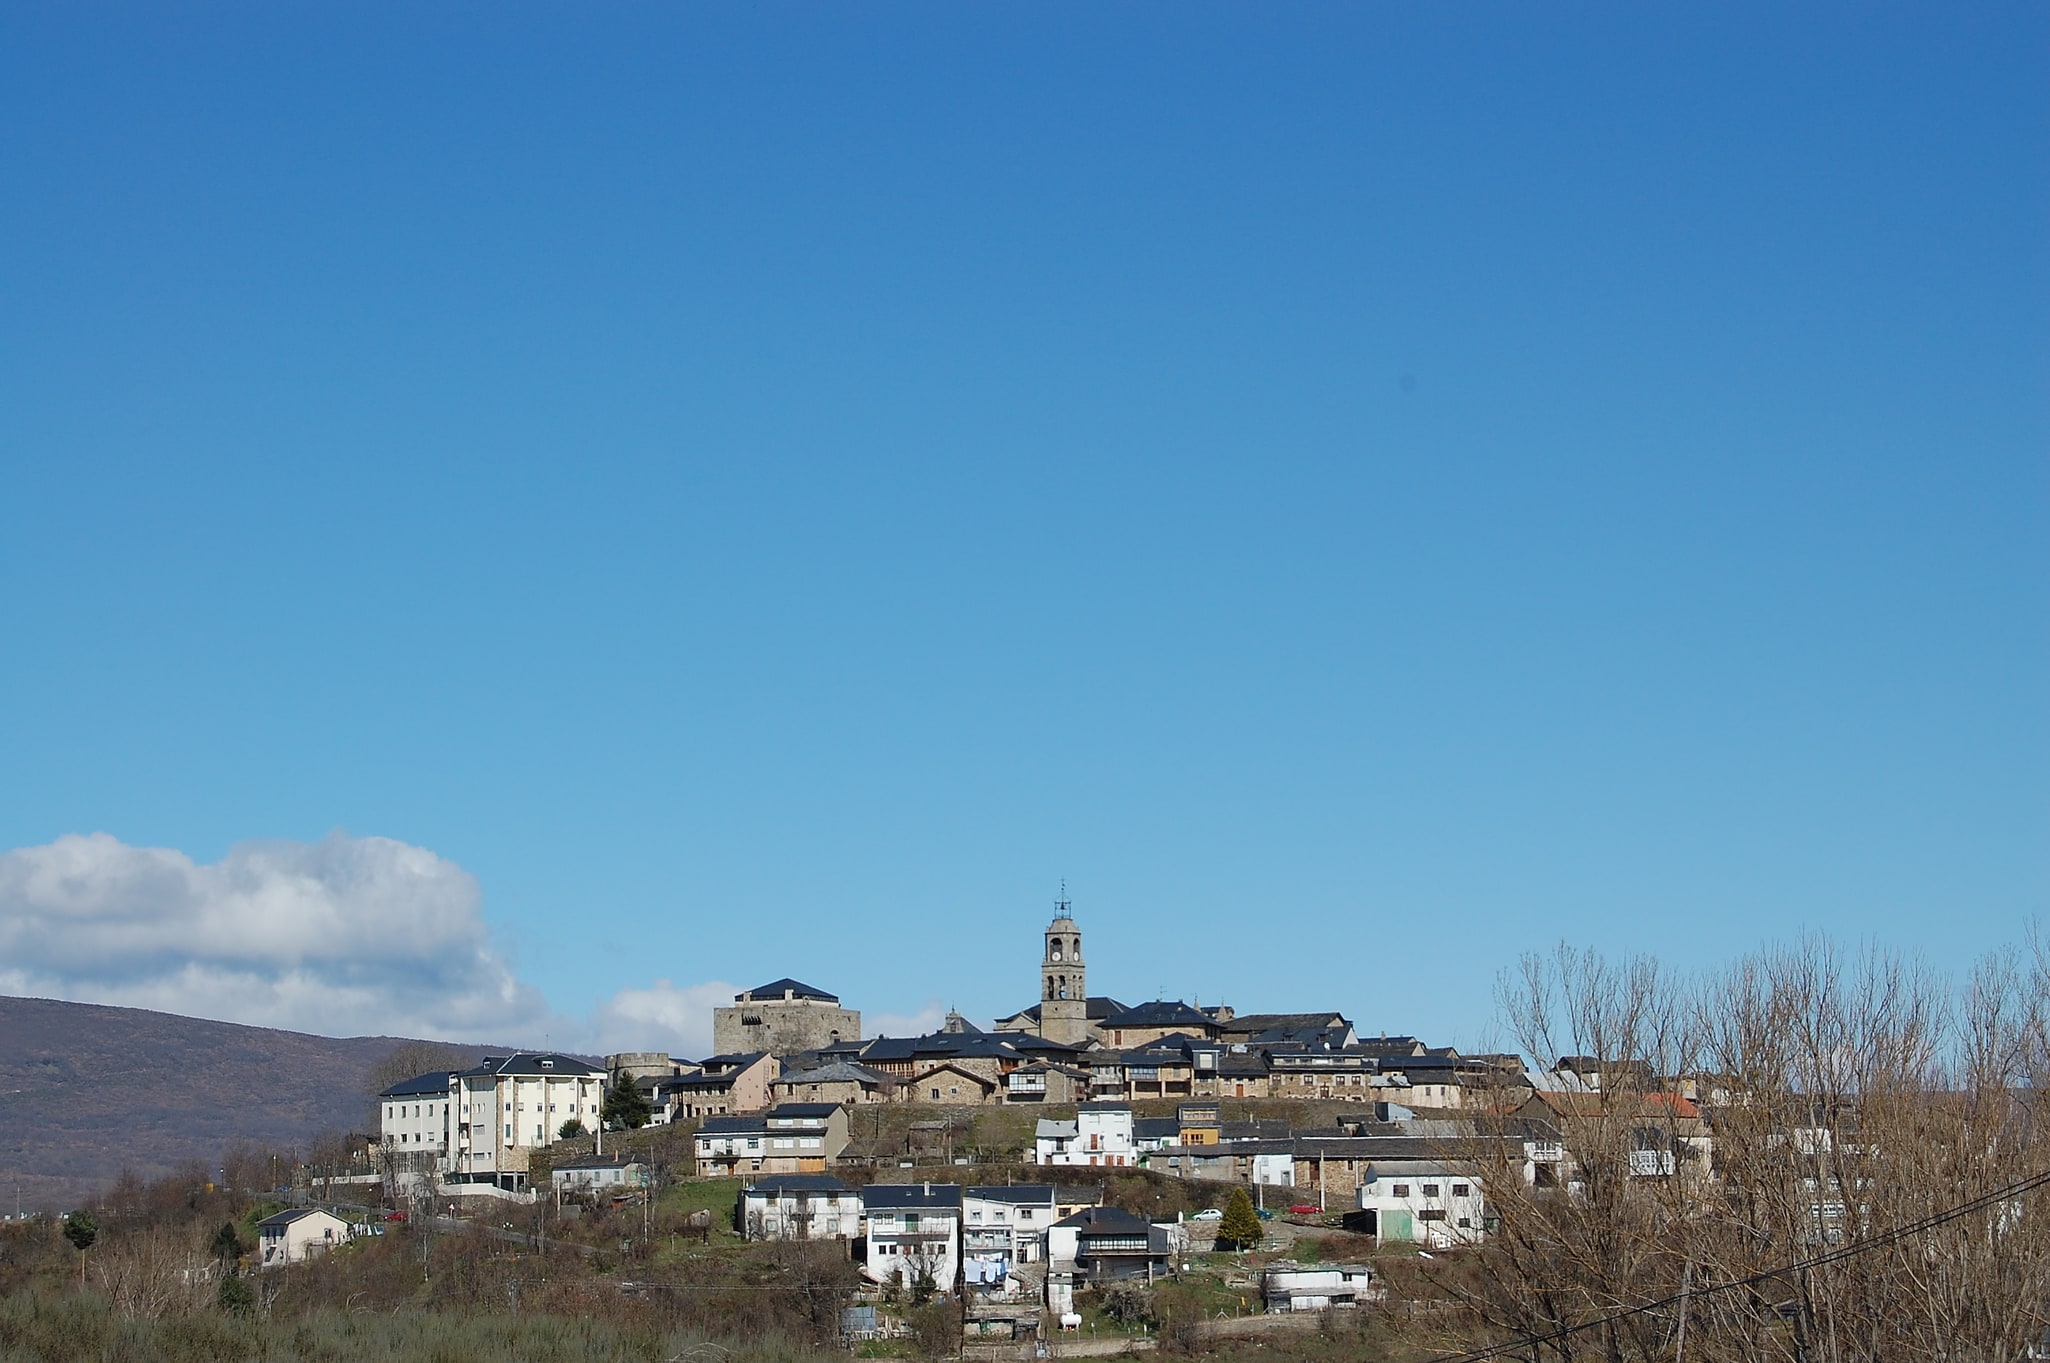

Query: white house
[863,1184,963,1289]
[255,1208,350,1269]
[1034,1102,1135,1167]
[962,1185,1058,1270]
[740,1174,863,1241]
[551,1155,648,1195]
[1356,1159,1485,1248]
[1263,1262,1376,1312]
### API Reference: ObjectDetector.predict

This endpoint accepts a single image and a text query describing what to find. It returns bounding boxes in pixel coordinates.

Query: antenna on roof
[1055,878,1070,916]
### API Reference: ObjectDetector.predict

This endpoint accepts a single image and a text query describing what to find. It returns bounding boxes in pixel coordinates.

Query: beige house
[256,1209,350,1269]
[662,1051,778,1120]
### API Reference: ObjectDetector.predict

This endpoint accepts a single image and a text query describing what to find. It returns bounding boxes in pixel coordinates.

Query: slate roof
[1004,996,1129,1025]
[768,1102,842,1119]
[1102,1001,1214,1031]
[698,1051,771,1071]
[777,1060,890,1086]
[965,1185,1057,1205]
[864,1183,965,1211]
[1056,1205,1152,1234]
[1133,1117,1181,1141]
[1225,1011,1351,1033]
[746,1174,851,1195]
[257,1208,330,1229]
[697,1115,769,1136]
[459,1053,605,1079]
[739,978,839,1003]
[380,1070,457,1099]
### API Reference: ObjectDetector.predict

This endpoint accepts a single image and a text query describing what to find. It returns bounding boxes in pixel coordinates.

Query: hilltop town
[362,905,1711,1323]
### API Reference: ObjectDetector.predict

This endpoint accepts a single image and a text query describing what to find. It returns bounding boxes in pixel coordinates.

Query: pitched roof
[864,1183,965,1211]
[380,1070,456,1098]
[257,1208,339,1229]
[1003,996,1129,1025]
[965,1185,1057,1204]
[1102,1001,1214,1031]
[738,978,839,1003]
[697,1115,769,1136]
[460,1053,605,1079]
[767,1102,843,1119]
[1056,1205,1152,1234]
[777,1060,890,1087]
[745,1174,851,1195]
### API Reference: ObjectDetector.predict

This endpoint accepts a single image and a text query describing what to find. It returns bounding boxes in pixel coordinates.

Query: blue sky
[2,5,2044,1055]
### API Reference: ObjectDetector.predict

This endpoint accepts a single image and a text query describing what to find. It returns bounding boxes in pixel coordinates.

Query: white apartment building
[381,1054,606,1189]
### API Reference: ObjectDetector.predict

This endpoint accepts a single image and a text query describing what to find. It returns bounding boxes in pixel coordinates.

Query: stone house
[713,979,861,1057]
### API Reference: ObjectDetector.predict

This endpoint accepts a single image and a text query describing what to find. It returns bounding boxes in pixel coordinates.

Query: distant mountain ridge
[0,995,536,1213]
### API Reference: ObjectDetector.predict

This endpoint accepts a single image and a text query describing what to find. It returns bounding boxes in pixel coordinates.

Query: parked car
[1289,1204,1321,1215]
[382,1211,407,1222]
[1190,1208,1224,1221]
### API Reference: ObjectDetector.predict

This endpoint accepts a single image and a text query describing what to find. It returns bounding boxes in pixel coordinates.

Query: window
[1452,1184,1470,1198]
[1391,1184,1410,1197]
[904,1214,921,1232]
[1418,1209,1446,1222]
[1423,1184,1440,1197]
[1456,1216,1471,1228]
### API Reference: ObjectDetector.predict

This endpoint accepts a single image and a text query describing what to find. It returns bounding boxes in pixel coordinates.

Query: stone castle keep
[711,978,861,1056]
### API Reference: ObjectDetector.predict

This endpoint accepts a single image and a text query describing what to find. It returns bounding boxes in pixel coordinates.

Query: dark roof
[1222,1119,1292,1142]
[257,1208,334,1229]
[1133,1117,1181,1140]
[698,1051,770,1070]
[1352,1035,1426,1057]
[1225,1012,1350,1033]
[1005,996,1129,1024]
[864,1183,965,1211]
[1219,1052,1270,1076]
[697,1115,769,1135]
[745,1174,850,1195]
[459,1053,604,1079]
[1102,1001,1214,1031]
[1057,1205,1152,1234]
[768,1103,843,1119]
[379,1070,456,1098]
[966,1185,1057,1204]
[777,1060,890,1086]
[1077,1100,1132,1113]
[739,978,838,1003]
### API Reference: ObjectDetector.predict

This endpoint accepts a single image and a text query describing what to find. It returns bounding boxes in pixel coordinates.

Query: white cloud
[0,831,956,1062]
[0,831,544,1042]
[867,1002,948,1038]
[583,979,740,1058]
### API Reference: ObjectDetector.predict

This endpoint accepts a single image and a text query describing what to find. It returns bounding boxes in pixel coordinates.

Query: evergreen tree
[558,1118,587,1140]
[602,1080,653,1130]
[62,1210,97,1253]
[210,1221,245,1263]
[1217,1187,1262,1250]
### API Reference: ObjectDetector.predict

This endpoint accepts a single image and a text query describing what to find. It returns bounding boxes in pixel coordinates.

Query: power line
[1427,1165,2050,1363]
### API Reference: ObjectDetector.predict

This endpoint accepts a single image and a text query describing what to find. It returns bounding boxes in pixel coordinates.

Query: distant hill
[0,995,533,1213]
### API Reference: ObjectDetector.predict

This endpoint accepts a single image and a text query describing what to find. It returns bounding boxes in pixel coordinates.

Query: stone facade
[712,979,861,1056]
[1039,908,1090,1046]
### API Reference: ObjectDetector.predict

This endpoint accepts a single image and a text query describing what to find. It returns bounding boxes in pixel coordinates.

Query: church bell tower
[1040,894,1089,1046]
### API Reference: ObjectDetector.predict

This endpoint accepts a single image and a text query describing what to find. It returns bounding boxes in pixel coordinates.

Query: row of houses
[739,1176,1384,1319]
